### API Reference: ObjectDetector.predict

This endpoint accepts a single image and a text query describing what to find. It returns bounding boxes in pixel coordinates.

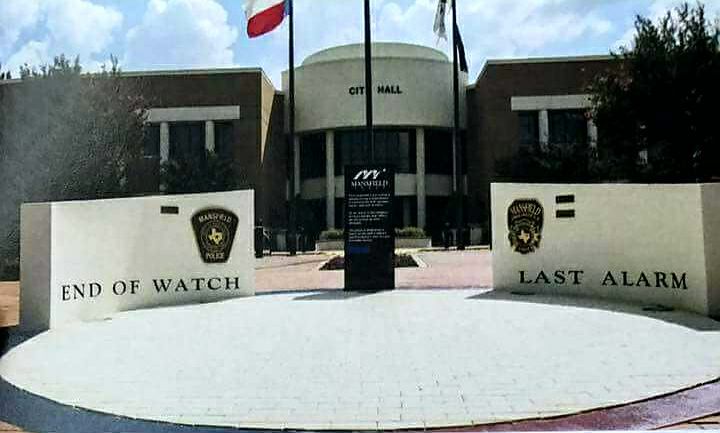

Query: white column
[587,118,598,148]
[205,120,215,153]
[160,122,170,163]
[294,136,301,196]
[539,110,549,149]
[415,128,426,229]
[325,131,335,229]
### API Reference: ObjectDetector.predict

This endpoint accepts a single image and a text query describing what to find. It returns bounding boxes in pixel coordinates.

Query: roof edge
[473,54,616,87]
[0,67,278,90]
[302,42,449,66]
[119,67,266,78]
[0,78,22,86]
[485,54,614,66]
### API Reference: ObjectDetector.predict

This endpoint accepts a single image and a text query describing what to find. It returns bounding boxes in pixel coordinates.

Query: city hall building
[1,42,617,245]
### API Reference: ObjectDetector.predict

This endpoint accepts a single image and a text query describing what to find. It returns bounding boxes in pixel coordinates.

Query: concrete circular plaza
[2,289,720,431]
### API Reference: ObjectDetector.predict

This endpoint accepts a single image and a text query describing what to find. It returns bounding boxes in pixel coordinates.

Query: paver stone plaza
[2,289,720,430]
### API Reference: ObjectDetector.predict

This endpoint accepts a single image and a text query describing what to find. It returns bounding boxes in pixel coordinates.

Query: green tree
[495,141,603,183]
[0,55,148,279]
[0,62,11,80]
[590,2,720,182]
[160,151,241,194]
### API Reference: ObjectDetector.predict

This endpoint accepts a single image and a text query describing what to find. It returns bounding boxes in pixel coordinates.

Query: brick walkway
[3,290,720,430]
[2,252,720,432]
[0,422,22,432]
[255,249,492,292]
[664,416,720,430]
[0,282,18,328]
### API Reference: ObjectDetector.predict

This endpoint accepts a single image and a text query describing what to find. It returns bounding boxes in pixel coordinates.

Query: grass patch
[320,254,419,271]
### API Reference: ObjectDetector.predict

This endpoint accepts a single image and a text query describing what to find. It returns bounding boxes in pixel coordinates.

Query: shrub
[319,254,418,271]
[589,3,720,182]
[161,151,240,194]
[319,227,427,240]
[319,229,344,241]
[395,227,426,238]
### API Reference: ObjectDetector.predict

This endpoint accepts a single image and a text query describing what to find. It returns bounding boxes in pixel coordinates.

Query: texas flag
[245,0,289,38]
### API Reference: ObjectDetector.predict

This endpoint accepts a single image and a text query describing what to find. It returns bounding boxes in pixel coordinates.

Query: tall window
[334,130,367,174]
[374,130,416,173]
[214,122,234,158]
[518,112,539,147]
[425,129,466,175]
[300,133,326,180]
[549,110,587,145]
[460,130,468,175]
[169,122,205,160]
[298,199,326,236]
[394,197,417,228]
[334,129,416,174]
[143,124,160,158]
[425,129,453,175]
[335,198,345,229]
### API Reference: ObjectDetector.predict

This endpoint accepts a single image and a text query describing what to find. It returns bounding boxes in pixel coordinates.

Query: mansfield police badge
[507,199,543,254]
[191,208,239,263]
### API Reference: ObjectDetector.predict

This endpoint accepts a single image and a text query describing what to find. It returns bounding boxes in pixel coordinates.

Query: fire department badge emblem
[507,199,543,254]
[191,208,239,263]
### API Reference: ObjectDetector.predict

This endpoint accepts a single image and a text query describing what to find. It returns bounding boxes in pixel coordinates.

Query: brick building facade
[0,44,618,246]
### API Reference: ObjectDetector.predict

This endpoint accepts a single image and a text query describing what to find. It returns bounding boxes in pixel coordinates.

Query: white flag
[433,0,448,40]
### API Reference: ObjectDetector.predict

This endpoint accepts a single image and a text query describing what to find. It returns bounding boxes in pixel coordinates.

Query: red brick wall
[466,58,620,226]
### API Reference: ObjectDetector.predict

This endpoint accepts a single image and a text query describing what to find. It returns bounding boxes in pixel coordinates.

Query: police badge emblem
[507,199,543,254]
[191,208,239,263]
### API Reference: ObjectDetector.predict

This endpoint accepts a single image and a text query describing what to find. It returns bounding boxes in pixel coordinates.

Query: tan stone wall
[492,183,715,316]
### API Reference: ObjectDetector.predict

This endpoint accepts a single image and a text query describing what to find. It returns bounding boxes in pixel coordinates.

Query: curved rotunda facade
[283,43,468,236]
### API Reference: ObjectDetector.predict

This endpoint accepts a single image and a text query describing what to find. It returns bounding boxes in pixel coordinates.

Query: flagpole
[288,0,297,256]
[451,0,465,250]
[364,0,374,162]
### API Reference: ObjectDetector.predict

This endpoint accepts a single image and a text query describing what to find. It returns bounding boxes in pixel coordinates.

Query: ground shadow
[467,290,720,332]
[0,329,8,356]
[256,288,339,297]
[0,377,305,433]
[293,290,382,301]
[255,257,329,270]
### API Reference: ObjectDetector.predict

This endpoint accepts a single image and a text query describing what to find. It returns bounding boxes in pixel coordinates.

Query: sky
[1,0,719,87]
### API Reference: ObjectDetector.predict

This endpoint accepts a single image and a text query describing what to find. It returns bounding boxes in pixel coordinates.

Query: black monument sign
[344,165,395,291]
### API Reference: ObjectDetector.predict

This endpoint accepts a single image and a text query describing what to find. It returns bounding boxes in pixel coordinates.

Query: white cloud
[123,0,239,70]
[254,1,371,87]
[613,0,720,51]
[254,0,617,86]
[45,0,123,58]
[2,0,122,74]
[613,27,636,52]
[5,40,49,72]
[372,0,615,78]
[0,0,42,58]
[14,0,718,85]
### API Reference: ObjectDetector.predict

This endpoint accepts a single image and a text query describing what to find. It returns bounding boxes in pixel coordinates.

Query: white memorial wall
[20,191,255,333]
[492,183,720,317]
